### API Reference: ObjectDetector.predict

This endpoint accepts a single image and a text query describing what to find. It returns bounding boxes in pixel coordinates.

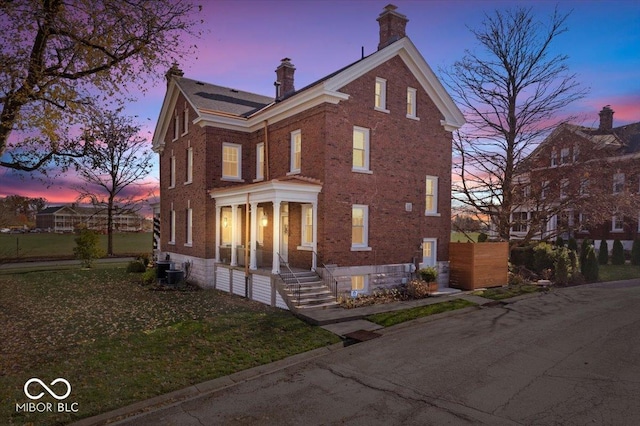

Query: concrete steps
[281,270,338,310]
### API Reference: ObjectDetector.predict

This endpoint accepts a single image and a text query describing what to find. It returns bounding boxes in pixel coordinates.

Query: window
[550,149,558,167]
[221,208,232,245]
[182,107,189,135]
[222,143,241,180]
[257,207,265,245]
[560,148,570,164]
[300,204,314,247]
[612,215,624,232]
[422,238,437,267]
[352,126,370,172]
[173,114,179,140]
[425,176,438,215]
[406,87,417,119]
[613,173,625,194]
[374,77,388,112]
[511,211,529,233]
[290,130,301,174]
[573,146,580,162]
[256,143,264,181]
[185,205,193,246]
[169,153,176,188]
[560,179,569,199]
[185,146,193,184]
[351,275,367,292]
[169,205,176,244]
[541,181,549,199]
[579,178,589,196]
[523,185,531,198]
[351,205,369,250]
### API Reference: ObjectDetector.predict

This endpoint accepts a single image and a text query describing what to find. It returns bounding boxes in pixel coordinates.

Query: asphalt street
[114,280,640,425]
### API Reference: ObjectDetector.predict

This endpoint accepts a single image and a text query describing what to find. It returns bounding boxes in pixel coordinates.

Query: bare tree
[443,7,587,241]
[0,0,199,173]
[75,109,153,256]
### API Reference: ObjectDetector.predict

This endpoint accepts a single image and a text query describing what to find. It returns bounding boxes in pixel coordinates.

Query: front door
[280,203,289,264]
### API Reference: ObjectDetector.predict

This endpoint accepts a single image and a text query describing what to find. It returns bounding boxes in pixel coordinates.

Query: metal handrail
[277,252,302,304]
[313,251,338,300]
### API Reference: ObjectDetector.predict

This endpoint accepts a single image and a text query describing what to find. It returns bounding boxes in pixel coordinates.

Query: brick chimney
[165,62,184,87]
[275,58,296,100]
[377,4,408,50]
[599,105,614,131]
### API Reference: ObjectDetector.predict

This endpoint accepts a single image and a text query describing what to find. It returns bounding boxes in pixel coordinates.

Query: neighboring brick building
[152,5,464,307]
[509,106,640,249]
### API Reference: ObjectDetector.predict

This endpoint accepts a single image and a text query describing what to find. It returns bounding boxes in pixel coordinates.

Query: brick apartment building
[510,106,640,249]
[152,4,464,308]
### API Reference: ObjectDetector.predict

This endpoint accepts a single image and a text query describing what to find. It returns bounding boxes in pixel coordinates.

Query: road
[116,281,640,425]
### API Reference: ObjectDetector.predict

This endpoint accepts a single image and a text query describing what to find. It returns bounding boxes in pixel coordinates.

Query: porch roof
[208,176,322,206]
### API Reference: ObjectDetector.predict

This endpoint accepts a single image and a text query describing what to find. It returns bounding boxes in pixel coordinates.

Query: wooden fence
[449,242,509,290]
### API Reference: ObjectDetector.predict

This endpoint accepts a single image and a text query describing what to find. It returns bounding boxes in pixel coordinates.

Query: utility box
[449,242,509,290]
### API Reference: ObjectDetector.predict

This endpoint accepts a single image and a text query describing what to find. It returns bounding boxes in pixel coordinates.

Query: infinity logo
[24,378,72,400]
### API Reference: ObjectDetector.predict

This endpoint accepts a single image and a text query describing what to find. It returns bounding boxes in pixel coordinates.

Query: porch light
[261,213,268,227]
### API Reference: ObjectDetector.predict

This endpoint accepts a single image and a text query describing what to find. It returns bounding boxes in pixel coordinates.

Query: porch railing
[277,252,301,304]
[314,251,338,300]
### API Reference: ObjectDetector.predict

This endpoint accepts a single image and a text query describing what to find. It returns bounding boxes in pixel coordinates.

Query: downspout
[245,193,250,297]
[263,120,270,180]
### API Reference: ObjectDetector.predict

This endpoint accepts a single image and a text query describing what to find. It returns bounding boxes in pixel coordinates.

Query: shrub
[533,242,555,274]
[477,232,488,242]
[141,267,157,285]
[73,229,104,268]
[611,239,625,265]
[598,240,609,265]
[554,247,570,285]
[418,266,438,282]
[407,280,431,299]
[136,253,151,267]
[568,250,579,273]
[568,238,578,252]
[127,260,147,273]
[555,236,564,247]
[580,239,591,267]
[582,245,599,282]
[632,239,640,266]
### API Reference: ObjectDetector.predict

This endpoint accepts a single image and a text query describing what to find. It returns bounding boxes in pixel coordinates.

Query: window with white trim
[550,149,557,167]
[560,148,570,164]
[560,179,569,199]
[185,145,193,184]
[221,208,232,245]
[290,130,301,174]
[541,181,549,199]
[406,87,417,119]
[173,114,179,140]
[579,178,589,196]
[374,77,388,112]
[612,215,624,232]
[351,275,368,292]
[169,152,176,188]
[573,145,580,162]
[256,143,264,181]
[425,176,438,215]
[613,173,625,194]
[422,238,437,267]
[257,207,265,245]
[169,204,176,244]
[182,107,189,136]
[352,126,370,172]
[511,211,529,233]
[185,203,193,246]
[222,143,241,180]
[300,204,313,247]
[351,205,369,250]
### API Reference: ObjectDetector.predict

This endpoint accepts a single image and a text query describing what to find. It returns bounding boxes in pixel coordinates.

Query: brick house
[152,5,464,308]
[510,106,640,250]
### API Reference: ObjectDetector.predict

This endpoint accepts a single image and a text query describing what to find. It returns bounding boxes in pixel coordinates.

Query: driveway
[112,280,640,425]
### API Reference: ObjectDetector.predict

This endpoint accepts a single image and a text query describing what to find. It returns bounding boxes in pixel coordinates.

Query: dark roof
[175,78,274,118]
[614,121,640,154]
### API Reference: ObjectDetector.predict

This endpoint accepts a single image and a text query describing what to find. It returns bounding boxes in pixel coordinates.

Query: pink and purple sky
[1,0,639,205]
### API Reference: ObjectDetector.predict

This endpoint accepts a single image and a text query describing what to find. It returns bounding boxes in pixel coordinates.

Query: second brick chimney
[377,4,408,50]
[275,58,296,100]
[599,105,614,131]
[165,62,184,88]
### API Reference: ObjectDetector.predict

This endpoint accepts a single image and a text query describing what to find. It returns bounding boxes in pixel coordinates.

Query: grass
[0,232,152,260]
[473,284,542,300]
[598,264,640,282]
[0,266,339,425]
[366,299,476,327]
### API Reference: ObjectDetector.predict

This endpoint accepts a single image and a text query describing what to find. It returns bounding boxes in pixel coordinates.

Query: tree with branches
[74,109,153,256]
[0,0,199,173]
[443,7,587,242]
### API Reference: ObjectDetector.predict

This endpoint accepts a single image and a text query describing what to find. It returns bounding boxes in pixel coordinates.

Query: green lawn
[598,264,640,282]
[0,266,339,425]
[366,299,476,327]
[0,232,152,260]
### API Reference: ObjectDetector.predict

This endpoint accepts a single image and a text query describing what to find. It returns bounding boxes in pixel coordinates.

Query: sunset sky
[1,0,639,205]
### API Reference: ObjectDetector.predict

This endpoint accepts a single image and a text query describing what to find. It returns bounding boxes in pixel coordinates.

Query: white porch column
[215,205,221,262]
[249,202,258,270]
[312,201,318,271]
[272,200,281,274]
[230,204,238,266]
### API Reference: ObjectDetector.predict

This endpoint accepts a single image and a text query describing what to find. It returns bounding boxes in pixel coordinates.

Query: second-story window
[185,145,193,184]
[406,87,418,119]
[173,114,179,140]
[560,148,570,164]
[222,143,242,180]
[182,107,189,136]
[256,143,264,181]
[550,149,558,167]
[425,176,438,215]
[374,77,388,112]
[169,152,176,188]
[613,173,625,194]
[352,126,370,172]
[290,130,301,174]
